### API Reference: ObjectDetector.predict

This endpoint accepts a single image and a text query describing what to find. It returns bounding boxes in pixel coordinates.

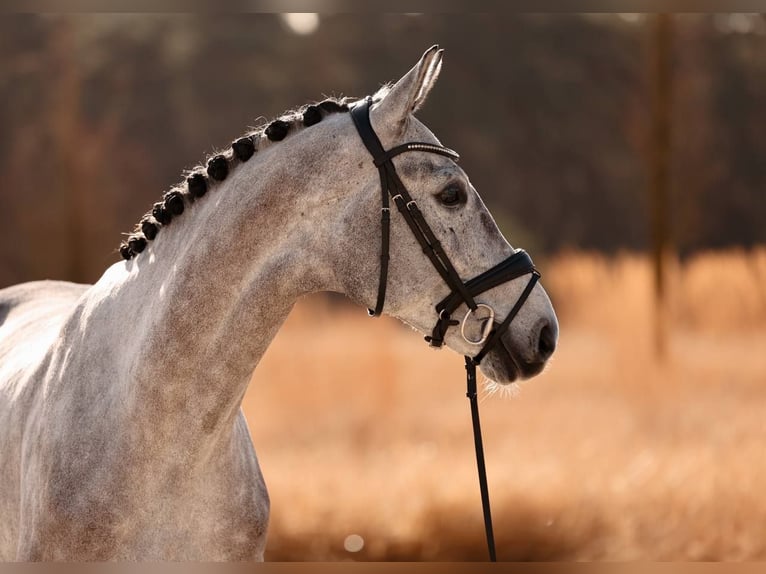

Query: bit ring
[461,304,495,345]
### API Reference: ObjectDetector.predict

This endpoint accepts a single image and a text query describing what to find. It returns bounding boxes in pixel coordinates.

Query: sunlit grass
[243,248,766,560]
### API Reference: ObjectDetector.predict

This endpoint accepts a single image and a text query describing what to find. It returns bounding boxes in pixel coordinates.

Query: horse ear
[371,45,444,134]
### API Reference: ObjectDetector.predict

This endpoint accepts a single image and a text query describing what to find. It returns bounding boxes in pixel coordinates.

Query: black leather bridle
[351,97,541,561]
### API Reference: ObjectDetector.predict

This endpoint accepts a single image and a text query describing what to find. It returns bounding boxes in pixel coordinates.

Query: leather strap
[465,357,496,562]
[350,98,389,316]
[351,98,469,317]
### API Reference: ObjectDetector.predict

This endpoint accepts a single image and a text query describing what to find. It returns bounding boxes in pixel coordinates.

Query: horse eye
[439,184,463,207]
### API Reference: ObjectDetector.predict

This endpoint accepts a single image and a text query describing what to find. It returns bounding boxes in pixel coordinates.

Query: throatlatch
[351,97,540,562]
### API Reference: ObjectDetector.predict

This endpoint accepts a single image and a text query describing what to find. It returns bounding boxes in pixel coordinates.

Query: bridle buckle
[460,303,495,346]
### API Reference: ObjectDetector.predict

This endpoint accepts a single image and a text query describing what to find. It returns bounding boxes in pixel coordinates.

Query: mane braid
[118,97,350,261]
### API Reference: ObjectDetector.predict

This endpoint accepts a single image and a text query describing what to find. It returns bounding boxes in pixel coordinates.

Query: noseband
[351,97,541,561]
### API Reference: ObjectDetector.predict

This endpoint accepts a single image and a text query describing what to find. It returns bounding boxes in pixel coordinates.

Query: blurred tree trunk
[649,14,673,359]
[50,17,86,283]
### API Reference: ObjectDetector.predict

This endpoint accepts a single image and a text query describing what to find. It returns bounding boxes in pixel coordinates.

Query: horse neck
[83,129,362,458]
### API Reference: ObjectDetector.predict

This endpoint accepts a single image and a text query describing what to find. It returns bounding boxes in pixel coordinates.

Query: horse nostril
[537,322,556,361]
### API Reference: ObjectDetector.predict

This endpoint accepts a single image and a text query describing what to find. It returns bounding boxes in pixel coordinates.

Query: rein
[350,98,540,561]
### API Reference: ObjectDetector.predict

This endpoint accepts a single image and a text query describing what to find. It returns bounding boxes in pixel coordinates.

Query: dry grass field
[242,249,766,561]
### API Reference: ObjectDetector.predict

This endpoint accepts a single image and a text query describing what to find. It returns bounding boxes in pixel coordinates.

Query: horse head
[337,46,559,384]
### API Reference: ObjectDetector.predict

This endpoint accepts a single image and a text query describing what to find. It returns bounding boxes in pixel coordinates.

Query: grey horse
[0,46,558,560]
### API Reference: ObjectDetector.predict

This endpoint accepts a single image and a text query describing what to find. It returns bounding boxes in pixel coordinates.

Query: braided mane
[119,97,350,260]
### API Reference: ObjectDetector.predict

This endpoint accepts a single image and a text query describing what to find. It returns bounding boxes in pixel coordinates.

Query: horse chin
[478,341,520,385]
[478,334,550,385]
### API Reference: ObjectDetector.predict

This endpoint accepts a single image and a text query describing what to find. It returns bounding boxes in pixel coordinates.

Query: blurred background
[1,13,765,560]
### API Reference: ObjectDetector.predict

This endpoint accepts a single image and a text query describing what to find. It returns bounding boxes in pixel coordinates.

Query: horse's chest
[19,423,269,560]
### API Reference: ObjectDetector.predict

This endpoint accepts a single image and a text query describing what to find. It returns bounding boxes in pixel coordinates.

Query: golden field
[243,250,766,561]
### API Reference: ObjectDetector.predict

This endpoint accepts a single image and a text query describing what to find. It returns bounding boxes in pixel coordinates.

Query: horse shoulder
[0,280,90,559]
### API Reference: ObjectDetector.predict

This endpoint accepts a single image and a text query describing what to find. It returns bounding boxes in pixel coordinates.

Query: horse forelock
[119,96,351,261]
